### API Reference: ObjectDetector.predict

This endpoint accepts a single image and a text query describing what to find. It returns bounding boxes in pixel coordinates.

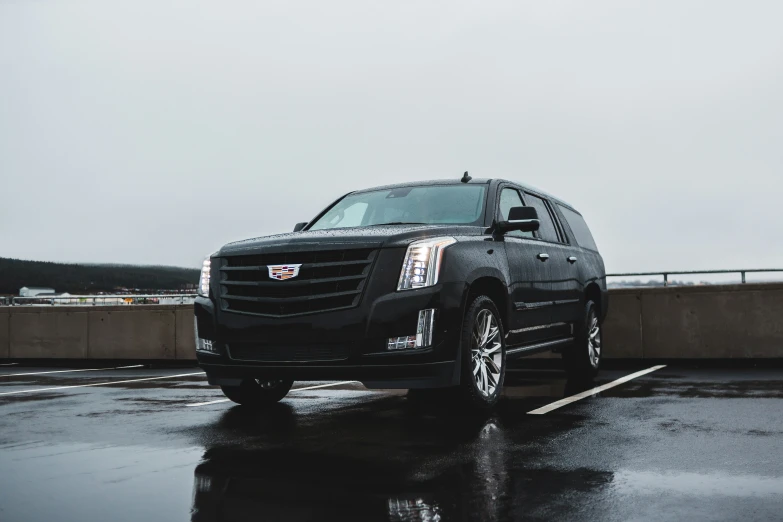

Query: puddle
[612,469,783,498]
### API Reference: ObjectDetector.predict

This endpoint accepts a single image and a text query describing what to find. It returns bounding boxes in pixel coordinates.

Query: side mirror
[496,206,540,234]
[293,222,308,232]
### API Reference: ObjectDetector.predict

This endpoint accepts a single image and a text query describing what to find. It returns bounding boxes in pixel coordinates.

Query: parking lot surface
[1,363,782,521]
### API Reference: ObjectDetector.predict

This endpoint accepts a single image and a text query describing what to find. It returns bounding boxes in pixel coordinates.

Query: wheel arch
[585,282,603,319]
[462,271,511,332]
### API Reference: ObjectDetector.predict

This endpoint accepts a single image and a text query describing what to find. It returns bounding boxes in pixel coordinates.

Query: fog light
[194,319,218,354]
[196,338,216,353]
[387,309,436,350]
[387,335,418,350]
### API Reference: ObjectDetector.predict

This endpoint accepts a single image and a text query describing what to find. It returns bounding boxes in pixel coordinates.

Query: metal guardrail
[4,294,198,306]
[606,269,783,286]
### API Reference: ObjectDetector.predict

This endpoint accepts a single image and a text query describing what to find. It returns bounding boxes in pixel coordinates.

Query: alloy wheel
[471,309,503,397]
[588,313,601,368]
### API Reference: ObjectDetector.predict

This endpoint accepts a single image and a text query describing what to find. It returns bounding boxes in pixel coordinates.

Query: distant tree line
[0,257,200,295]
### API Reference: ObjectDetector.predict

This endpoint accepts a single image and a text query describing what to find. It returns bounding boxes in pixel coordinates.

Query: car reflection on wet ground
[1,364,782,521]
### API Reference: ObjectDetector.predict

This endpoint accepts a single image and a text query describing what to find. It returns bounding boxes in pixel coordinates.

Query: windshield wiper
[366,222,427,227]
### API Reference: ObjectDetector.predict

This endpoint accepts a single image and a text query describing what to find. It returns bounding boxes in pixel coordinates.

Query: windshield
[309,184,487,230]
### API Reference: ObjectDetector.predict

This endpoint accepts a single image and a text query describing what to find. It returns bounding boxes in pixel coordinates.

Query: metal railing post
[663,273,668,287]
[741,271,746,284]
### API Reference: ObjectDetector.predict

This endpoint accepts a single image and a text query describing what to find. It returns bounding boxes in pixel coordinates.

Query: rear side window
[559,205,598,251]
[523,193,560,243]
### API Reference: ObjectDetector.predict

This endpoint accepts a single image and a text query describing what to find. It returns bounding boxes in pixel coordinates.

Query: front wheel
[220,378,294,407]
[564,300,602,380]
[458,295,506,410]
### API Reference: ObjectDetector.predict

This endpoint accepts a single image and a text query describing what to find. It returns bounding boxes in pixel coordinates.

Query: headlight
[397,237,456,291]
[198,256,212,297]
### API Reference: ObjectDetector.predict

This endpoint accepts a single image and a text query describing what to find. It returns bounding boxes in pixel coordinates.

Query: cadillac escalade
[194,175,607,410]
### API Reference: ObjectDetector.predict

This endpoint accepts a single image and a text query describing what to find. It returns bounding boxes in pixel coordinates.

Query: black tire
[458,295,506,411]
[564,300,602,380]
[220,378,294,407]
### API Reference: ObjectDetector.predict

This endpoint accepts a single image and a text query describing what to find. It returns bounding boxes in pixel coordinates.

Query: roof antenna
[460,171,472,183]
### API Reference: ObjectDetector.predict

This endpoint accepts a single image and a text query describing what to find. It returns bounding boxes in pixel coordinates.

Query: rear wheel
[564,300,602,380]
[220,378,294,407]
[458,296,506,410]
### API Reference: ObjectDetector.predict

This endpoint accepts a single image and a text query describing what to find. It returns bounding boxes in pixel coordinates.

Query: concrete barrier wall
[1,283,782,360]
[2,305,195,360]
[1,308,9,359]
[605,283,783,359]
[9,309,89,358]
[175,307,196,359]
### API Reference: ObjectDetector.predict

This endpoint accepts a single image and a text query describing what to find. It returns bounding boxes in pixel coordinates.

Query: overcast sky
[1,0,782,275]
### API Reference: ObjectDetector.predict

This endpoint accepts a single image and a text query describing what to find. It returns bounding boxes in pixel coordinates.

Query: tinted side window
[498,188,533,238]
[558,205,598,251]
[524,193,559,243]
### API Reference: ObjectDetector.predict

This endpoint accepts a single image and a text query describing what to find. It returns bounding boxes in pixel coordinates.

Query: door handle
[537,253,550,261]
[567,256,578,264]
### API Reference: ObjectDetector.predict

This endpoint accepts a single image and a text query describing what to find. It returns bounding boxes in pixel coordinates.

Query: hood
[219,224,483,256]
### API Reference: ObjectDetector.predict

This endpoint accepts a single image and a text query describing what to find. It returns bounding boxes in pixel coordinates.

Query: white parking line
[0,365,144,378]
[527,365,667,415]
[0,363,19,366]
[0,372,205,397]
[186,380,361,407]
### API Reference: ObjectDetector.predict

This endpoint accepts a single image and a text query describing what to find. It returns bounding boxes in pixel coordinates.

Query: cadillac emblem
[267,264,302,281]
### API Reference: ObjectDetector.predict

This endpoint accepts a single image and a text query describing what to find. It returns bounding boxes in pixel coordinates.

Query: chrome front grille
[219,248,377,317]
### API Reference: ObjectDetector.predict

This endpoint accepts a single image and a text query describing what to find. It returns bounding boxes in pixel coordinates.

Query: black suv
[195,176,607,409]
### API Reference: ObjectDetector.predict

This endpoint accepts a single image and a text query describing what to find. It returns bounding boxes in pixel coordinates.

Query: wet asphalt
[0,363,782,522]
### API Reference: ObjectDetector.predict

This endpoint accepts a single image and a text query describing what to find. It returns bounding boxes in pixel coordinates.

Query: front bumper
[195,281,466,389]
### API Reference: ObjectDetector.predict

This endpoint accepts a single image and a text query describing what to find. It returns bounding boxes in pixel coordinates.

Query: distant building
[35,292,73,305]
[19,287,55,297]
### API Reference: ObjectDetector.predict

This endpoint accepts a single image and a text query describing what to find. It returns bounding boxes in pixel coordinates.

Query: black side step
[506,337,573,358]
